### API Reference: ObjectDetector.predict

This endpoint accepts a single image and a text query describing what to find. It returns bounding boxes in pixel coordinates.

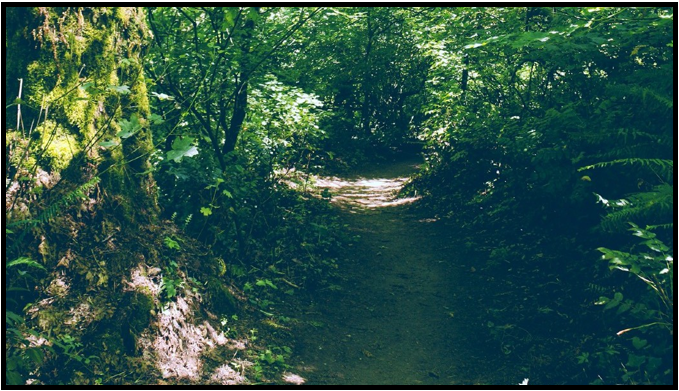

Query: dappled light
[314,175,420,210]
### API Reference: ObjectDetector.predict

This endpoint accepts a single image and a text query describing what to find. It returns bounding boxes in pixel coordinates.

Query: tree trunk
[6,7,158,226]
[223,7,258,156]
[361,8,374,138]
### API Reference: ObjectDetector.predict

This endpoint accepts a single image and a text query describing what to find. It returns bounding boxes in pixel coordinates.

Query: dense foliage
[405,7,673,385]
[5,6,673,386]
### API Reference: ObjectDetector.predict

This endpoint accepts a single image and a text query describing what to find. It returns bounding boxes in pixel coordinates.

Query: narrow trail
[290,157,514,385]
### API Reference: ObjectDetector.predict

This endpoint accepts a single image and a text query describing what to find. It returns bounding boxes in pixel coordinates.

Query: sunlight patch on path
[313,175,420,210]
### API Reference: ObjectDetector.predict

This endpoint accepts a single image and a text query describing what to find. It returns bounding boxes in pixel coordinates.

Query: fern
[36,177,100,224]
[6,257,46,271]
[579,159,673,182]
[183,213,193,230]
[645,223,674,231]
[579,128,657,145]
[587,283,607,295]
[598,184,674,232]
[590,143,660,162]
[632,85,674,113]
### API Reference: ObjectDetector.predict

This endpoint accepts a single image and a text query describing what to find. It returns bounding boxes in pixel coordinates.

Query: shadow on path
[289,156,515,385]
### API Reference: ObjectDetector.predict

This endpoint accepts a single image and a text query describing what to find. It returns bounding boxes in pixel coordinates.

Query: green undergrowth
[5,189,336,385]
[405,198,673,385]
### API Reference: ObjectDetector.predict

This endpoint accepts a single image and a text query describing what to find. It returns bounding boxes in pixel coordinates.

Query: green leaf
[6,311,24,326]
[117,114,142,139]
[631,337,647,350]
[6,257,46,271]
[604,292,623,310]
[222,189,233,198]
[108,85,131,94]
[166,137,199,162]
[80,82,94,91]
[256,279,278,289]
[464,42,486,49]
[26,347,44,365]
[626,353,646,368]
[200,207,212,216]
[6,370,24,386]
[98,140,118,148]
[630,227,656,239]
[642,239,669,253]
[6,357,18,371]
[164,236,181,250]
[510,32,551,48]
[149,113,165,125]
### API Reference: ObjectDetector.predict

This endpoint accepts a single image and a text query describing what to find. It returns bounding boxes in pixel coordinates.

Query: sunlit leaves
[151,92,174,101]
[98,140,118,149]
[107,85,131,95]
[6,257,46,271]
[164,236,181,250]
[256,279,278,289]
[166,136,199,162]
[464,42,486,49]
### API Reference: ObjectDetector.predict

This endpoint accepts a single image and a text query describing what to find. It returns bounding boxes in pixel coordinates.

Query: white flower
[519,378,529,385]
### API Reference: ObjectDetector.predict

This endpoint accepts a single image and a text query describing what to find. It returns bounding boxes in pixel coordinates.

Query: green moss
[206,277,238,315]
[122,291,154,332]
[36,120,79,171]
[115,7,131,25]
[13,7,158,226]
[97,329,125,357]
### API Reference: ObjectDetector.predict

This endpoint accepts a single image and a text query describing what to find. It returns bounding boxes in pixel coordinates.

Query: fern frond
[645,223,674,231]
[600,184,674,232]
[6,257,46,271]
[579,158,673,181]
[607,83,674,113]
[587,283,607,294]
[632,86,674,113]
[577,128,658,145]
[590,143,659,162]
[183,213,193,229]
[37,177,100,224]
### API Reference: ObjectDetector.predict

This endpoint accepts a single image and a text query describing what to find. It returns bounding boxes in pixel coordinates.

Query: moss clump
[122,291,154,332]
[35,120,80,171]
[206,277,237,315]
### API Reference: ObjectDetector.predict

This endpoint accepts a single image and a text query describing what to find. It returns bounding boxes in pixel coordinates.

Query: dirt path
[289,157,515,385]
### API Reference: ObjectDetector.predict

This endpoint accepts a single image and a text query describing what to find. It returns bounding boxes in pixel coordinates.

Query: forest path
[289,155,513,385]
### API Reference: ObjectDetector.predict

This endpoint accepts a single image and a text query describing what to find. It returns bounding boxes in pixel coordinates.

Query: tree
[6,7,157,227]
[146,7,321,170]
[5,7,158,384]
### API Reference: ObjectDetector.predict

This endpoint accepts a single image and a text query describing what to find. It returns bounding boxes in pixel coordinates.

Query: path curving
[290,156,514,385]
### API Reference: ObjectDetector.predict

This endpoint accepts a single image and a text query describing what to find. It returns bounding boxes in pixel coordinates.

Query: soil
[288,155,519,385]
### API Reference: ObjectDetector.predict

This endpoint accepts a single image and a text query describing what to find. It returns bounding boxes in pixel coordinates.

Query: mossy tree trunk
[6,8,161,384]
[6,6,157,226]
